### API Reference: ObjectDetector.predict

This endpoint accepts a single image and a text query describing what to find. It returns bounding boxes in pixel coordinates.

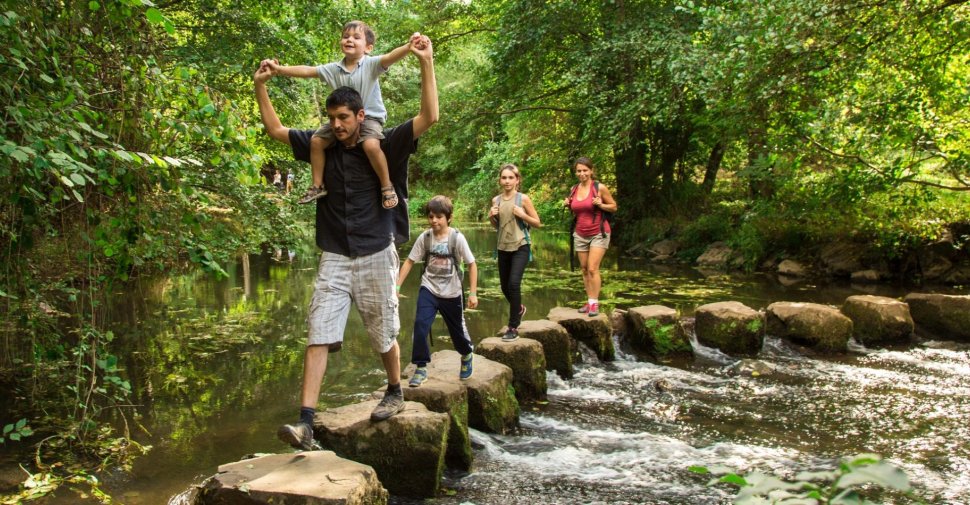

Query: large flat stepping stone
[314,400,448,498]
[547,307,615,361]
[695,301,765,357]
[476,337,547,403]
[512,319,575,378]
[766,302,852,352]
[625,305,692,360]
[198,451,387,504]
[903,293,970,341]
[841,295,914,346]
[419,350,520,434]
[397,369,472,471]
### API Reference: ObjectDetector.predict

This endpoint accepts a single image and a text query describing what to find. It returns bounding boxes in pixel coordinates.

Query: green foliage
[691,453,922,504]
[1,419,33,444]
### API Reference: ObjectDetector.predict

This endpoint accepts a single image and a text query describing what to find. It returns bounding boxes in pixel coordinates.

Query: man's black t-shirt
[289,120,416,257]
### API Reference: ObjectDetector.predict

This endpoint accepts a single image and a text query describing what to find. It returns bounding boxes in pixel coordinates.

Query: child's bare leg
[299,136,331,204]
[363,138,397,209]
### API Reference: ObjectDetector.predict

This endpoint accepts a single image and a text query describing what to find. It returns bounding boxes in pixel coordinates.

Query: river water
[74,225,970,504]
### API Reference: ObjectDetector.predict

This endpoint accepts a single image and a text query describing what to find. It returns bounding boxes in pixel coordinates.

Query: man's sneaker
[578,303,590,314]
[409,367,428,387]
[277,422,320,451]
[502,327,519,342]
[459,354,474,380]
[588,302,599,317]
[298,186,327,204]
[370,390,405,422]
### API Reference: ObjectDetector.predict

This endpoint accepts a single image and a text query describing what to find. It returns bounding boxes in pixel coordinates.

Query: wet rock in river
[477,336,547,403]
[841,295,914,346]
[412,350,520,435]
[511,319,575,379]
[196,451,387,504]
[397,367,472,471]
[547,307,615,362]
[766,302,853,353]
[625,305,693,360]
[904,293,970,341]
[313,398,448,498]
[694,301,765,357]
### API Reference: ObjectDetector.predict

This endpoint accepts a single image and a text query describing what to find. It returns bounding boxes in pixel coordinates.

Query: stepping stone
[547,307,615,361]
[314,400,448,498]
[766,302,852,352]
[397,368,472,471]
[694,301,764,357]
[625,305,692,359]
[197,451,387,504]
[414,350,519,434]
[477,336,547,403]
[512,319,575,379]
[841,295,914,346]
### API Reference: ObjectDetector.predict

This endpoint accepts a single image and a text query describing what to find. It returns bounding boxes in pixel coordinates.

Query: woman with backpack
[564,157,617,317]
[488,163,542,341]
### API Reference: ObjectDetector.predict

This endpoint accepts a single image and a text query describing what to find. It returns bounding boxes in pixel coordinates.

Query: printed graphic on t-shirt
[426,241,454,278]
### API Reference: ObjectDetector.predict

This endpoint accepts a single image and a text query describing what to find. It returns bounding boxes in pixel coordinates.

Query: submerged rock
[197,451,387,505]
[766,302,852,352]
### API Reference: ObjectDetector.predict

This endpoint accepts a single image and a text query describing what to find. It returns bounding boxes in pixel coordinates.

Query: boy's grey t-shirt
[407,229,475,299]
[317,55,388,123]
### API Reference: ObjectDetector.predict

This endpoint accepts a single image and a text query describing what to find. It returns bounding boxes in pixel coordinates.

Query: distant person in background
[488,163,541,341]
[564,157,616,317]
[286,171,294,194]
[273,169,283,191]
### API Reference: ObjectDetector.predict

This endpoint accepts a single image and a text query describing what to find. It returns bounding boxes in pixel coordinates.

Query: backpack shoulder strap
[422,229,433,263]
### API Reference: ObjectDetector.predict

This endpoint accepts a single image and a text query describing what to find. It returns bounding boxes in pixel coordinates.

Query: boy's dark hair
[326,86,364,114]
[423,195,454,222]
[343,20,376,47]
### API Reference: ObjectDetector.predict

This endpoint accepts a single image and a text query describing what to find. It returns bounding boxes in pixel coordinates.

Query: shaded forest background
[0,0,967,499]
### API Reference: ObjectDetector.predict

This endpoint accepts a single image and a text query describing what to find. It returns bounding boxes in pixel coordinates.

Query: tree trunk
[702,142,726,193]
[614,116,648,220]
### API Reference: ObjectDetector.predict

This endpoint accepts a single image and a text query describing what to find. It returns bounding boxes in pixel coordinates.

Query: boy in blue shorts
[396,195,478,385]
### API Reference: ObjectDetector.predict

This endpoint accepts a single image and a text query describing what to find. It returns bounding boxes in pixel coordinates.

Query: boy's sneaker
[409,367,428,387]
[588,302,599,317]
[578,303,590,314]
[277,422,320,451]
[502,327,519,342]
[298,186,327,205]
[459,354,473,380]
[370,390,405,422]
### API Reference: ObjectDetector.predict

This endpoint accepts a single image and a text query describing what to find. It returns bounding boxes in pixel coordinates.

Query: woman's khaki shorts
[573,231,611,252]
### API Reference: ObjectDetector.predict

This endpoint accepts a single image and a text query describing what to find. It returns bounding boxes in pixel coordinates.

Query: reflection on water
[85,225,969,504]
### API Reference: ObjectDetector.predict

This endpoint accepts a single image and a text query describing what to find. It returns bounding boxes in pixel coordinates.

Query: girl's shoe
[588,303,599,317]
[578,303,590,314]
[298,186,327,204]
[381,186,399,209]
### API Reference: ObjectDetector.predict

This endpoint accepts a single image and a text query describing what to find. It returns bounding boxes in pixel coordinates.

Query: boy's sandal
[381,186,399,209]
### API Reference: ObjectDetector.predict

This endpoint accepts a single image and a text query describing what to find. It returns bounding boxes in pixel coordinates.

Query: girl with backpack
[564,157,617,317]
[488,164,542,341]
